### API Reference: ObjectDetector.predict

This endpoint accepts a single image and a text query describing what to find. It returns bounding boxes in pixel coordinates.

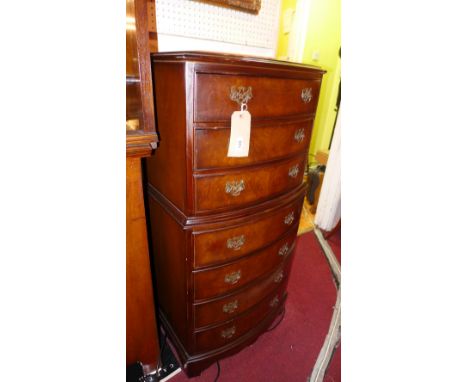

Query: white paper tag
[228,110,251,157]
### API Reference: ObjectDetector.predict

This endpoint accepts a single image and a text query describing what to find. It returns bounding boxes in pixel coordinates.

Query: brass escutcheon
[230,86,253,106]
[270,295,280,308]
[222,300,239,314]
[294,128,305,143]
[225,180,245,196]
[221,325,236,339]
[274,270,284,283]
[301,88,313,103]
[284,212,294,225]
[278,243,289,257]
[227,235,245,251]
[224,270,241,285]
[288,164,299,178]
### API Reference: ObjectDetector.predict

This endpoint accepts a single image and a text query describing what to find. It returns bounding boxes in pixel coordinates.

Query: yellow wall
[276,0,341,165]
[303,0,341,164]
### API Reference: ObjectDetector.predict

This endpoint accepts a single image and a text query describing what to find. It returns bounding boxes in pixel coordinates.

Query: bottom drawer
[194,287,287,353]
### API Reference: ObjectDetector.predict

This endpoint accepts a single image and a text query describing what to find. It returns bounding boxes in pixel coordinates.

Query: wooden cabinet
[126,0,158,155]
[126,0,159,376]
[145,52,324,377]
[126,157,159,373]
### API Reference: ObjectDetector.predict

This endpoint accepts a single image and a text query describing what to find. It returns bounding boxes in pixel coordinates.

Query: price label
[228,109,251,157]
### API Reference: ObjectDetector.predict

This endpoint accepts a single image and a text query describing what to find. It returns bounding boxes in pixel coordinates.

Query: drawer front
[194,73,321,122]
[194,196,303,268]
[194,155,306,212]
[194,119,313,170]
[194,253,294,328]
[194,287,287,353]
[193,231,295,301]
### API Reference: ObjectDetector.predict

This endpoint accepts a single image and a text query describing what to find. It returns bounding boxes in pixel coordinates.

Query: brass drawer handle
[288,164,299,178]
[223,300,239,314]
[221,325,236,339]
[270,295,279,308]
[226,235,245,251]
[284,211,294,225]
[274,270,284,283]
[301,87,313,103]
[294,128,305,143]
[224,270,241,285]
[278,243,289,257]
[225,180,245,196]
[230,86,253,106]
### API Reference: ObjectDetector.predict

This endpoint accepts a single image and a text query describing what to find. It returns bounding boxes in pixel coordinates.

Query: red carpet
[169,231,340,382]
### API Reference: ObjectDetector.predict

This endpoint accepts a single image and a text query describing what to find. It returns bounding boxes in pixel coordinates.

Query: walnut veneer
[145,52,324,377]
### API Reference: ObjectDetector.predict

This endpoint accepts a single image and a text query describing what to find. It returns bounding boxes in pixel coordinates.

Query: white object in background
[309,229,341,382]
[309,287,341,382]
[282,8,295,34]
[315,111,341,232]
[155,0,281,58]
[287,0,312,62]
[156,34,275,58]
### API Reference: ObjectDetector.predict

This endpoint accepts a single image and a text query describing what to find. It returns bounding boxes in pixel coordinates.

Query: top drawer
[194,73,321,122]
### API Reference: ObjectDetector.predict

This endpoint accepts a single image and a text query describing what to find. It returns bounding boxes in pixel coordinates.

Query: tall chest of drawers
[145,52,324,377]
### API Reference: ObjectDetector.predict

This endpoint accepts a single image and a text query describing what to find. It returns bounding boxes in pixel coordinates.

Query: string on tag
[240,102,247,117]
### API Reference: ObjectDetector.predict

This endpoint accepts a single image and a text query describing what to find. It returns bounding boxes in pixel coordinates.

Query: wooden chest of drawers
[145,52,324,377]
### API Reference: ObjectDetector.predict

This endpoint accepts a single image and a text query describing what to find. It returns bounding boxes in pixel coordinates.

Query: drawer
[194,119,313,170]
[194,73,321,122]
[193,231,295,300]
[194,196,303,268]
[194,154,306,212]
[194,287,287,353]
[194,253,294,328]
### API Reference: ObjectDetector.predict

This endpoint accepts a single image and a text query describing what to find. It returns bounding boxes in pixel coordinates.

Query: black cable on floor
[266,307,286,332]
[213,360,221,382]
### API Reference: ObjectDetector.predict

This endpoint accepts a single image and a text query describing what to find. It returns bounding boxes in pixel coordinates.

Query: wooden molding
[127,132,158,158]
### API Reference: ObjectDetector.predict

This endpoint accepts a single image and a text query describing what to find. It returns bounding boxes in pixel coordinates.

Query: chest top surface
[151,51,325,73]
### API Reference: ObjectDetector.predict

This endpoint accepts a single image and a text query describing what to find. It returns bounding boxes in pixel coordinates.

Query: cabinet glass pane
[126,0,143,131]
